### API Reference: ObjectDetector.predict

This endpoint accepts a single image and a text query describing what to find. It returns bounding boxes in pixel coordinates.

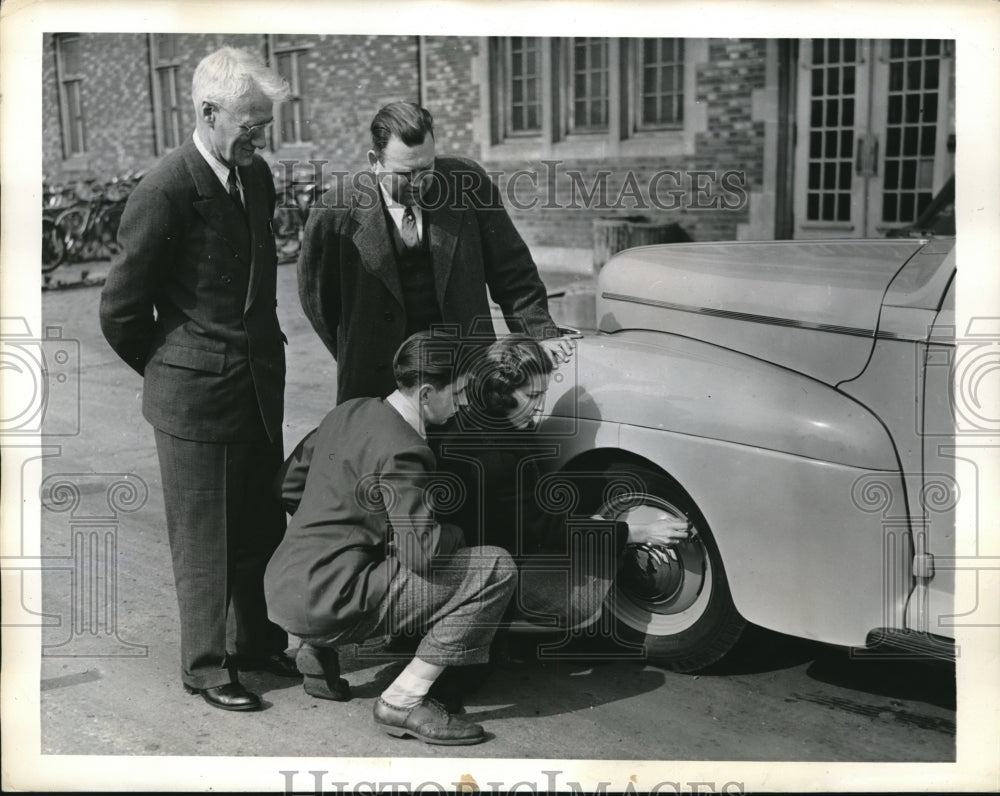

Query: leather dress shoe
[426,667,475,714]
[373,697,485,745]
[235,651,301,678]
[184,682,261,711]
[296,643,350,701]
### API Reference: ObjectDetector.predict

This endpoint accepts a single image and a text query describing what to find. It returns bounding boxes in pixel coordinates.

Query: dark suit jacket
[298,156,558,403]
[100,140,285,442]
[263,398,464,637]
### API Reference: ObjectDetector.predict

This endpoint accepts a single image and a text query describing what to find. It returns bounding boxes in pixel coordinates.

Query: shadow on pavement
[805,652,955,711]
[693,623,955,712]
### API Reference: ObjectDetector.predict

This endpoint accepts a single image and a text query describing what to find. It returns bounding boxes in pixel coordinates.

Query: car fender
[539,331,912,645]
[545,331,899,472]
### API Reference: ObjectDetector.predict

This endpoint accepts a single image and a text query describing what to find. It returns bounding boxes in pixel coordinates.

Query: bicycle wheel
[41,217,66,273]
[54,206,87,263]
[97,204,124,258]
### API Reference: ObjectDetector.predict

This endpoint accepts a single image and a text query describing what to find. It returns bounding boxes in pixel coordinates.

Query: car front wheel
[597,464,746,672]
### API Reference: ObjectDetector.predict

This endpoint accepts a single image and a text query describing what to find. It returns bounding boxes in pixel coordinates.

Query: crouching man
[264,332,516,745]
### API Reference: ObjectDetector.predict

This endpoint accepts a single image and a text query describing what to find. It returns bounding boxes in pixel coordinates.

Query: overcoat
[100,139,285,442]
[297,156,558,402]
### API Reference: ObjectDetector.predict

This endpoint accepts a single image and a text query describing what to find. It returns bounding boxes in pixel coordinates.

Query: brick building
[43,33,955,264]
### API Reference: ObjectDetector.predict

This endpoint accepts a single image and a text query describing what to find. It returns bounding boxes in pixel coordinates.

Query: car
[886,175,955,239]
[532,236,957,672]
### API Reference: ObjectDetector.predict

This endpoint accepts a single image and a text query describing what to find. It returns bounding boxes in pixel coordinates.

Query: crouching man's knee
[468,544,518,600]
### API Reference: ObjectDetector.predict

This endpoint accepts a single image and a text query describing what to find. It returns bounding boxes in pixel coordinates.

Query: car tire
[595,463,746,672]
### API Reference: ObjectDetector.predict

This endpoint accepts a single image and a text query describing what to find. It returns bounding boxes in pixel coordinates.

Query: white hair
[191,46,290,110]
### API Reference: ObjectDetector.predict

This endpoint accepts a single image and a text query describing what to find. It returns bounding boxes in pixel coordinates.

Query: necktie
[401,206,420,249]
[227,167,245,213]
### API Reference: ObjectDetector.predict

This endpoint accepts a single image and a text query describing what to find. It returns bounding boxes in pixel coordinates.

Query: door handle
[855,134,879,177]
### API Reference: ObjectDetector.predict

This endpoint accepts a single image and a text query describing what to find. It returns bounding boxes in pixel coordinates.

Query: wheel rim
[603,494,714,636]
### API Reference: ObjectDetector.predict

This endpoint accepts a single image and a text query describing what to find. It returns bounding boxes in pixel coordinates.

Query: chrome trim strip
[601,292,924,342]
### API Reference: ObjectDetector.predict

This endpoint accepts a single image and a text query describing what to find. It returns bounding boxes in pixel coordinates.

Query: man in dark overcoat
[100,46,298,711]
[297,101,573,404]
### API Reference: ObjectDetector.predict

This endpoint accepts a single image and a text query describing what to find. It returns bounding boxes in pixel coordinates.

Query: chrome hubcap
[615,504,707,614]
[601,496,711,629]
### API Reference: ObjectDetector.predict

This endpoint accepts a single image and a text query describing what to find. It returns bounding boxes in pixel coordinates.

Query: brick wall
[41,35,63,175]
[43,33,154,179]
[471,38,769,247]
[422,37,480,157]
[43,33,272,182]
[41,34,768,246]
[277,34,419,174]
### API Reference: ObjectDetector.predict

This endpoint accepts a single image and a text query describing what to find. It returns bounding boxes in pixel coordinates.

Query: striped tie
[227,167,245,212]
[401,206,420,249]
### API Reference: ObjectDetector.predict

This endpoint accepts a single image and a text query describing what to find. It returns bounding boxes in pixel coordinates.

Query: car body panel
[598,240,928,385]
[545,333,898,471]
[538,237,956,649]
[617,424,908,646]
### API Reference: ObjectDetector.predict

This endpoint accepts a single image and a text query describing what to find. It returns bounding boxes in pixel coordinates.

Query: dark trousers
[154,428,288,689]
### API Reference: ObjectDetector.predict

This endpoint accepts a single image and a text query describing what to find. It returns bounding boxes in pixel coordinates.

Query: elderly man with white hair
[100,47,295,711]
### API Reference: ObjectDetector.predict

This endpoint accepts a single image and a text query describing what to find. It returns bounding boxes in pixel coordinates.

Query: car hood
[597,239,938,385]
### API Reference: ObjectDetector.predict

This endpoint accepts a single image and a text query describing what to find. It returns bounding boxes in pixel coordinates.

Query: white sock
[381,666,438,710]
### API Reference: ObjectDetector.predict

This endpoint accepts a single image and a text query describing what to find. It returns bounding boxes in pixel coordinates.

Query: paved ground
[34,260,955,765]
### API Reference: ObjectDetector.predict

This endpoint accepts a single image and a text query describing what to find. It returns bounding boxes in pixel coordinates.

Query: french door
[793,39,953,239]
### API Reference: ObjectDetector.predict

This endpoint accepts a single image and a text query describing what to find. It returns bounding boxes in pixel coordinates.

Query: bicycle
[272,167,328,264]
[51,174,140,267]
[42,178,78,272]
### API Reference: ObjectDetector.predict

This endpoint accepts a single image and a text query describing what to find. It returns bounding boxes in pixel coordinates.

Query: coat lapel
[351,199,405,309]
[424,203,462,311]
[241,162,268,314]
[183,142,252,267]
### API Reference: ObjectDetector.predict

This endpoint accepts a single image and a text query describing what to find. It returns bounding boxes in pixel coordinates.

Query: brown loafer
[373,697,485,745]
[296,643,350,701]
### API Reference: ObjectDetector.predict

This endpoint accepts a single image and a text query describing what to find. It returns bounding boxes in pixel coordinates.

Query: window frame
[482,36,704,161]
[149,33,184,155]
[503,36,544,138]
[631,37,686,133]
[54,33,87,160]
[565,36,611,135]
[267,35,313,151]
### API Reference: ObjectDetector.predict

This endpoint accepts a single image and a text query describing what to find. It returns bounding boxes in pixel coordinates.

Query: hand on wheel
[627,514,694,547]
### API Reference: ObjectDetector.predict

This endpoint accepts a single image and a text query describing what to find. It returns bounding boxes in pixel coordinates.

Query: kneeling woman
[432,335,692,632]
[264,332,516,746]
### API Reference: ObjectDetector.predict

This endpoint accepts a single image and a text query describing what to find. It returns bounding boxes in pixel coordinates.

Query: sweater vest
[385,207,443,336]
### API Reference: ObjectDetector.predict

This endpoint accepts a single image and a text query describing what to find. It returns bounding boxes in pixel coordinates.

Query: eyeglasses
[214,104,273,138]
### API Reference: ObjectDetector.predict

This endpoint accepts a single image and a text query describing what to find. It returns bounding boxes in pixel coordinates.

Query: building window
[804,38,859,222]
[270,37,311,146]
[150,34,183,153]
[486,36,696,156]
[636,38,684,130]
[55,34,87,158]
[506,37,542,135]
[882,38,943,223]
[568,37,609,132]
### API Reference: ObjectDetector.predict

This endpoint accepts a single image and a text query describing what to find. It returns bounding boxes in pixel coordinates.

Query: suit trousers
[301,546,517,667]
[154,428,288,689]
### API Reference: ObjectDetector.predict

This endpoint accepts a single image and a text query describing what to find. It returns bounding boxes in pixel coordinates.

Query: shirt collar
[379,181,423,235]
[193,129,239,190]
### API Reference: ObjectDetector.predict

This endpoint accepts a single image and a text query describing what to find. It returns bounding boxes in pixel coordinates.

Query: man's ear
[201,101,216,127]
[418,383,432,404]
[367,149,380,171]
